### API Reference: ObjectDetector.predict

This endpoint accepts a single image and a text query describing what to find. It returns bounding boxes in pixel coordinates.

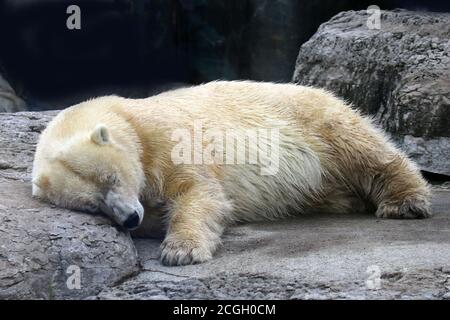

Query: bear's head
[32,124,145,230]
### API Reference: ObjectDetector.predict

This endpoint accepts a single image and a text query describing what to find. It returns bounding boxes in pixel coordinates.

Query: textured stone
[0,74,26,112]
[93,189,450,300]
[293,9,450,176]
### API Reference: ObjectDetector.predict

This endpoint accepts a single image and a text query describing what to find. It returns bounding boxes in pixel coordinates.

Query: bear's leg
[159,183,231,266]
[323,116,432,219]
[312,184,373,214]
[370,154,431,219]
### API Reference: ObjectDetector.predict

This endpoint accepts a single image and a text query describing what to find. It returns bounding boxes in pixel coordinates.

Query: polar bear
[32,81,431,266]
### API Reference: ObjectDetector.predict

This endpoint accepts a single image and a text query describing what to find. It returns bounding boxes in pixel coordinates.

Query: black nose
[123,212,140,230]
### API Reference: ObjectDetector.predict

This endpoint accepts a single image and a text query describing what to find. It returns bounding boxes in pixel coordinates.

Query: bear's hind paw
[375,196,432,219]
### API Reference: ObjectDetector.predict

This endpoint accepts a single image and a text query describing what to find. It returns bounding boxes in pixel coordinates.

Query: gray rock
[0,74,26,113]
[0,112,139,299]
[94,189,450,300]
[293,9,450,176]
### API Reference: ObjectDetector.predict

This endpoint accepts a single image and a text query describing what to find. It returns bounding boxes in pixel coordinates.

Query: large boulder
[293,9,450,176]
[0,112,139,299]
[0,74,26,112]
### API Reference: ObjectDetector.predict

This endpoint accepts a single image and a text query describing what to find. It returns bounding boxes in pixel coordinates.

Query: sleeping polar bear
[32,81,431,266]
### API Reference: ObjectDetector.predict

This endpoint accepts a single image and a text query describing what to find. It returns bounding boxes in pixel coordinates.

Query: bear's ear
[91,124,110,145]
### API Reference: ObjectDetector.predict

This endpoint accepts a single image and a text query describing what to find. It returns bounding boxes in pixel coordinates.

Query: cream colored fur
[32,81,431,266]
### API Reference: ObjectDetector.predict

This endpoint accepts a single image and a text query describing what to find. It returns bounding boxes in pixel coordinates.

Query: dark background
[0,0,449,110]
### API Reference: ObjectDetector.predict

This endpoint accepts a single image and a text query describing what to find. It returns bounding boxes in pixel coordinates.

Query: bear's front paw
[375,196,432,219]
[159,235,213,266]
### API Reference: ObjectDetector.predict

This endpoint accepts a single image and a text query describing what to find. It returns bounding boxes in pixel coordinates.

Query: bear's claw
[160,236,213,266]
[375,196,432,219]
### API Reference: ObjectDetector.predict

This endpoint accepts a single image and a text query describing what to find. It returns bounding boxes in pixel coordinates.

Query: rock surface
[94,189,450,300]
[0,112,139,299]
[293,9,450,176]
[1,112,449,300]
[0,74,26,112]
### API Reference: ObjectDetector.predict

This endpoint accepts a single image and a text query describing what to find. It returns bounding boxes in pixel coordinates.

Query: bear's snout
[123,211,141,230]
[99,190,144,228]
